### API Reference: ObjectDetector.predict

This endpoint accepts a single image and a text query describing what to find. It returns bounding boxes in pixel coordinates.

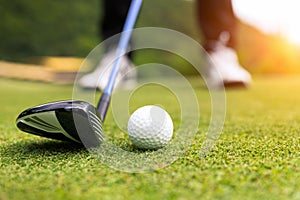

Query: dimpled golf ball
[127,105,173,150]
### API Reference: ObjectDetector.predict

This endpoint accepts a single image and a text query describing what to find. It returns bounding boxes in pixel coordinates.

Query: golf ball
[127,105,173,150]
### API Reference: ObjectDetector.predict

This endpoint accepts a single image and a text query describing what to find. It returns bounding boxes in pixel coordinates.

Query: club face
[16,100,104,148]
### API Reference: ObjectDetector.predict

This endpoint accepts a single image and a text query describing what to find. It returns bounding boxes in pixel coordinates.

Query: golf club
[16,0,143,147]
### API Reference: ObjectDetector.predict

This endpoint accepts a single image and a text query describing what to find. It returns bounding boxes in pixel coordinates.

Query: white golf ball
[127,105,173,150]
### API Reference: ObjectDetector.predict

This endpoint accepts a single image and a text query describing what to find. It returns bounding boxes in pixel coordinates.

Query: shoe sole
[223,81,249,88]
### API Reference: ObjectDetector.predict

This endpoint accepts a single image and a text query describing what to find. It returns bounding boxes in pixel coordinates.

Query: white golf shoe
[205,42,251,89]
[79,49,137,91]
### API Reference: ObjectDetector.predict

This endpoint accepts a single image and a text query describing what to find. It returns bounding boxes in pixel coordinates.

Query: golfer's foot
[205,42,251,89]
[79,49,137,91]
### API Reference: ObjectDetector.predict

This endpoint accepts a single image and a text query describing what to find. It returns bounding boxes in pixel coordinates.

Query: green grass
[1,77,300,200]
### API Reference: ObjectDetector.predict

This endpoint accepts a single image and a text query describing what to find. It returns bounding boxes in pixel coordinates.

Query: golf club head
[16,100,104,148]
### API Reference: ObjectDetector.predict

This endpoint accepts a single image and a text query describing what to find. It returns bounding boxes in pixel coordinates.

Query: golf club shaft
[97,0,143,121]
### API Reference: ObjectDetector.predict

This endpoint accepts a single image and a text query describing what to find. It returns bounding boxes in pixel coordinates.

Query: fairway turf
[0,77,300,200]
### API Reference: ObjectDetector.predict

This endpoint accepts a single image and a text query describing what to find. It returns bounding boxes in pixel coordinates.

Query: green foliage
[136,0,199,38]
[0,0,100,60]
[2,0,300,75]
[0,0,198,61]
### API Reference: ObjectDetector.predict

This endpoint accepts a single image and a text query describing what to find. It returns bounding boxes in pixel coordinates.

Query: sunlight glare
[232,0,300,45]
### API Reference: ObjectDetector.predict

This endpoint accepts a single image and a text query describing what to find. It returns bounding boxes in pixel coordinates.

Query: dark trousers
[100,0,132,53]
[196,0,237,51]
[101,0,132,40]
[101,0,237,52]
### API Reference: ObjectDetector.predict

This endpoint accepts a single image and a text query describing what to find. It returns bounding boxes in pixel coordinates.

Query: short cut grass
[1,77,300,200]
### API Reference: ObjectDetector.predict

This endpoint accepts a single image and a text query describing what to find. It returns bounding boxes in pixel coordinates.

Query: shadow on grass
[1,139,86,161]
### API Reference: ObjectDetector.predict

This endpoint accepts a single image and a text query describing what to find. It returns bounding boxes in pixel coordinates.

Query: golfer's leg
[196,0,237,51]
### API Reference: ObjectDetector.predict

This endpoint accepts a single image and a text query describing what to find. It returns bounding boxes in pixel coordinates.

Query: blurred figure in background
[197,0,251,88]
[79,0,251,90]
[79,0,136,90]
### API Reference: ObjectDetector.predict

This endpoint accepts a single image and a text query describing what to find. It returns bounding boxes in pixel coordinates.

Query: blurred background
[0,0,300,83]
